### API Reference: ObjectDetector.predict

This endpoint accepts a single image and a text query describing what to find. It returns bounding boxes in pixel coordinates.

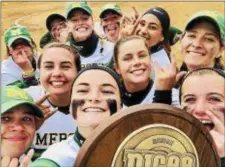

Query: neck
[78,126,95,139]
[71,31,99,57]
[48,93,70,107]
[124,80,150,93]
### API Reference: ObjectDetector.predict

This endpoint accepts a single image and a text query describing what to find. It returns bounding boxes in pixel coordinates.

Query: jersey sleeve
[30,158,61,167]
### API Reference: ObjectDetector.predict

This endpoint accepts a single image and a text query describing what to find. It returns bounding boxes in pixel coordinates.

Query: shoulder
[38,136,80,167]
[25,85,45,100]
[30,158,61,167]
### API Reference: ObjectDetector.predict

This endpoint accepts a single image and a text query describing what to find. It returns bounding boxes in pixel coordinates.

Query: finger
[131,18,140,35]
[206,110,224,133]
[40,104,51,110]
[45,107,58,120]
[2,156,11,167]
[151,60,161,76]
[131,6,139,19]
[19,149,34,167]
[169,54,177,75]
[176,71,187,83]
[8,158,19,167]
[35,93,50,105]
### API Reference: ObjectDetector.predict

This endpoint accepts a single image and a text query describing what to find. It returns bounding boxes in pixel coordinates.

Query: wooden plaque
[74,104,220,167]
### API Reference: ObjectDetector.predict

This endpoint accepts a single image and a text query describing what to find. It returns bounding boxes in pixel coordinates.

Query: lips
[5,136,27,142]
[187,50,205,56]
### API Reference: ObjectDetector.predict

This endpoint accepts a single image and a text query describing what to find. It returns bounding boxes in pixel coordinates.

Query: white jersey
[150,48,170,79]
[80,39,114,68]
[122,84,180,108]
[1,56,40,86]
[31,136,79,167]
[25,86,76,152]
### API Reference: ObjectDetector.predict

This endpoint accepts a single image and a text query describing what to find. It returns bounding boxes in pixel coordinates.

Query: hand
[59,27,70,43]
[11,49,33,72]
[206,107,225,157]
[120,13,140,38]
[153,54,177,90]
[35,93,57,121]
[1,156,19,167]
[1,149,34,167]
[131,6,139,21]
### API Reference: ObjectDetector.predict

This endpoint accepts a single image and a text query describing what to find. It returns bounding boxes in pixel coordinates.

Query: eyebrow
[102,83,117,90]
[77,83,89,86]
[188,30,218,37]
[208,92,224,97]
[182,94,194,99]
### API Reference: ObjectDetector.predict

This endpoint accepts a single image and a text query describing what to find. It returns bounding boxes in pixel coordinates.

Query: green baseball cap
[99,4,122,18]
[65,2,92,19]
[168,26,182,46]
[4,25,32,47]
[1,86,44,129]
[185,10,225,43]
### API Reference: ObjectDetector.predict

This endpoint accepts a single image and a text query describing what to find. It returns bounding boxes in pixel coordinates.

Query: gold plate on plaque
[112,124,199,167]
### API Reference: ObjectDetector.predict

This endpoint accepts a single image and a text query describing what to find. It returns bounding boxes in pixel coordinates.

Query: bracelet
[22,70,35,77]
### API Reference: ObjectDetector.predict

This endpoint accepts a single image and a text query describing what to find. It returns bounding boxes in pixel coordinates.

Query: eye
[184,97,196,103]
[187,33,196,39]
[44,65,53,70]
[122,55,132,61]
[139,21,145,27]
[77,89,88,94]
[208,96,222,102]
[22,116,34,123]
[149,25,157,30]
[102,90,114,94]
[62,65,71,70]
[204,37,215,43]
[1,116,11,122]
[139,53,148,58]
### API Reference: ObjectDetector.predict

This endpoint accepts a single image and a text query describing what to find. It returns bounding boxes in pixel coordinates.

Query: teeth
[84,108,104,112]
[201,120,212,124]
[132,69,144,75]
[51,82,64,86]
[77,28,87,32]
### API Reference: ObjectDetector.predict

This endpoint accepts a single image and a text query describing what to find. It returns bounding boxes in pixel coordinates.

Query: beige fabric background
[1,1,224,66]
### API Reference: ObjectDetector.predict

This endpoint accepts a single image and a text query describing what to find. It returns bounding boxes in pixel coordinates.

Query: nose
[192,37,203,48]
[88,90,100,103]
[133,56,141,67]
[9,122,25,132]
[139,26,148,36]
[52,67,63,77]
[192,100,207,117]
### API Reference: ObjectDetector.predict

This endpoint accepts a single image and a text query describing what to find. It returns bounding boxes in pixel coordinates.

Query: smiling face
[181,21,223,70]
[67,9,93,42]
[101,11,122,43]
[39,47,77,96]
[115,38,150,92]
[181,73,225,131]
[71,70,121,137]
[1,104,36,158]
[135,14,164,48]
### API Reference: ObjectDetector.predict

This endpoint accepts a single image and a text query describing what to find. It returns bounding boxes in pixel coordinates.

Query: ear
[220,44,225,53]
[8,47,13,55]
[113,63,120,75]
[160,35,164,43]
